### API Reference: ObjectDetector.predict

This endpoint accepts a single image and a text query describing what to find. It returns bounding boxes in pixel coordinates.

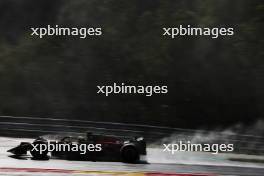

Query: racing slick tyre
[30,139,48,160]
[121,146,139,163]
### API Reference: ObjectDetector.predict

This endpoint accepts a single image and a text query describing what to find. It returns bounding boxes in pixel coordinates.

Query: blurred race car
[7,132,147,163]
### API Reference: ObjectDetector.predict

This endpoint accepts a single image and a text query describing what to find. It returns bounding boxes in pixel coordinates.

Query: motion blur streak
[1,116,263,154]
[1,137,264,176]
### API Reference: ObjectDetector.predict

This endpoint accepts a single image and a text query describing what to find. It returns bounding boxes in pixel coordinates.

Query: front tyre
[121,146,139,163]
[30,139,48,160]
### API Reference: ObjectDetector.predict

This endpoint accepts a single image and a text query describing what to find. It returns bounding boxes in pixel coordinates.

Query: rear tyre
[121,146,139,163]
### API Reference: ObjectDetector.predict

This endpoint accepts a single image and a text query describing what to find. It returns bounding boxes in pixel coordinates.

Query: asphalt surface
[0,137,264,176]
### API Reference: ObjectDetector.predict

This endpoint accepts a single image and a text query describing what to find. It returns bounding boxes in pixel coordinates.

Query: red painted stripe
[0,167,74,173]
[0,167,216,176]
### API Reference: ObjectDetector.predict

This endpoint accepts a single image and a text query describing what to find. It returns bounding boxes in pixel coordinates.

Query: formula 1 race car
[7,132,147,163]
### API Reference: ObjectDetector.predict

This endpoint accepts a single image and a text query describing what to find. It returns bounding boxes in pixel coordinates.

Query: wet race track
[0,137,264,176]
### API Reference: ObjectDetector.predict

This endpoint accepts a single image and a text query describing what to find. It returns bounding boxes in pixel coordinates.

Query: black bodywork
[7,133,147,163]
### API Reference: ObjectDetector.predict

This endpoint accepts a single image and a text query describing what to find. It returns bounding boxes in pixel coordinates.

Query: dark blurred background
[0,0,263,129]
